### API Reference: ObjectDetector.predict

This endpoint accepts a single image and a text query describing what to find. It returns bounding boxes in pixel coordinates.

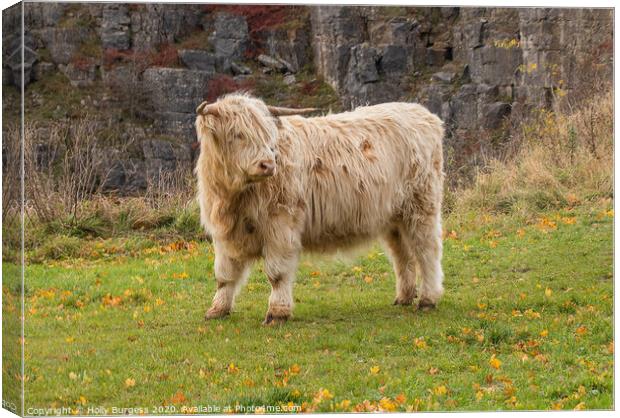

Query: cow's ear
[195,116,216,142]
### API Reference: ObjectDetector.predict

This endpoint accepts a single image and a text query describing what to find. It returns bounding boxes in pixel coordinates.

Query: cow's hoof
[263,312,290,325]
[205,307,230,320]
[393,297,414,306]
[417,298,436,311]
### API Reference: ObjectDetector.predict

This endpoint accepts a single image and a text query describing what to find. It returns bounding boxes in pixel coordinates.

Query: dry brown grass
[446,91,613,225]
[2,118,202,262]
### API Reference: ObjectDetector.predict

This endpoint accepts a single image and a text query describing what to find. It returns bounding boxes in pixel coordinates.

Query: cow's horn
[266,106,319,116]
[196,101,220,116]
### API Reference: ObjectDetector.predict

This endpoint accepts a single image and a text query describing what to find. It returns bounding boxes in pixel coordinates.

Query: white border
[0,1,616,418]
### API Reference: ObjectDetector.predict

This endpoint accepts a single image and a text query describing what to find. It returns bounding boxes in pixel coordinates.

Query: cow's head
[195,93,317,191]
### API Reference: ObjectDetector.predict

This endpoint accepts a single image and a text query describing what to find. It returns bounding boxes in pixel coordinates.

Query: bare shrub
[2,122,21,221]
[23,118,120,226]
[144,166,195,210]
[2,122,23,260]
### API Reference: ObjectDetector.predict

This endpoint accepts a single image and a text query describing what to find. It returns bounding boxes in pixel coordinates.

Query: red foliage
[71,55,95,71]
[207,74,255,102]
[203,5,298,35]
[103,48,134,68]
[149,43,179,68]
[103,43,179,71]
[203,5,299,58]
[300,79,320,96]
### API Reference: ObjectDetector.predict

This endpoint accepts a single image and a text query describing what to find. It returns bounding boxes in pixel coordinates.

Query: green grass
[3,203,612,413]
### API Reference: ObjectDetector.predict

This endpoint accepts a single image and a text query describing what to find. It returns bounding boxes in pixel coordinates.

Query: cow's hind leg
[406,212,444,310]
[206,253,250,319]
[383,226,417,305]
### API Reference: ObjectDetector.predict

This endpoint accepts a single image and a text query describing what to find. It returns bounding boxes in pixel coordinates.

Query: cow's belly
[300,186,398,251]
[301,229,380,253]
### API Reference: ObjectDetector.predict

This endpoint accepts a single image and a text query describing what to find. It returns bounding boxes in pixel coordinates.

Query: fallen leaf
[339,399,352,410]
[489,355,502,370]
[413,337,427,349]
[171,390,186,404]
[433,385,448,396]
[227,363,239,373]
[574,402,586,410]
[171,272,189,280]
[313,388,333,403]
[378,397,397,411]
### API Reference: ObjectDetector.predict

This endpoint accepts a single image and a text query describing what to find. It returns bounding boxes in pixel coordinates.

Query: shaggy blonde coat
[195,94,445,323]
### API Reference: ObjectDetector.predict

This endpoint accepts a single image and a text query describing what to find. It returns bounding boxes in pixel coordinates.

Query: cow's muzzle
[248,160,276,180]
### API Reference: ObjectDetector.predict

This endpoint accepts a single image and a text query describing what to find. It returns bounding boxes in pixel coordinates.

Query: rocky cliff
[2,3,613,194]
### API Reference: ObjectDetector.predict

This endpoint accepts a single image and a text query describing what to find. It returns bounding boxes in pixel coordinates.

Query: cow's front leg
[206,252,250,320]
[263,252,299,325]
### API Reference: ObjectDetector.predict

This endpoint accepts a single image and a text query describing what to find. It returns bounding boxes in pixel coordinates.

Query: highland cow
[195,94,445,324]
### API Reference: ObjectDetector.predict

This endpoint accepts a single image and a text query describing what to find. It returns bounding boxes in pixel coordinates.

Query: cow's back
[280,102,443,251]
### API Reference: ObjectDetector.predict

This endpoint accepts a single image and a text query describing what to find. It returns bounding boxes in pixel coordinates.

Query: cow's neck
[207,182,273,235]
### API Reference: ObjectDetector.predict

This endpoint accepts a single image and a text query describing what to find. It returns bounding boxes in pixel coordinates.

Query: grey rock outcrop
[142,139,192,184]
[130,4,205,51]
[143,67,211,114]
[310,4,613,158]
[432,71,456,84]
[311,6,367,91]
[257,25,312,73]
[39,27,92,65]
[178,49,216,72]
[230,61,251,75]
[142,68,211,139]
[206,12,249,72]
[58,62,97,87]
[101,4,131,50]
[257,54,288,73]
[100,154,147,193]
[24,2,65,28]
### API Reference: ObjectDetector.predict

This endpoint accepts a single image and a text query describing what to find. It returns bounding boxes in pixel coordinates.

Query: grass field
[3,202,613,413]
